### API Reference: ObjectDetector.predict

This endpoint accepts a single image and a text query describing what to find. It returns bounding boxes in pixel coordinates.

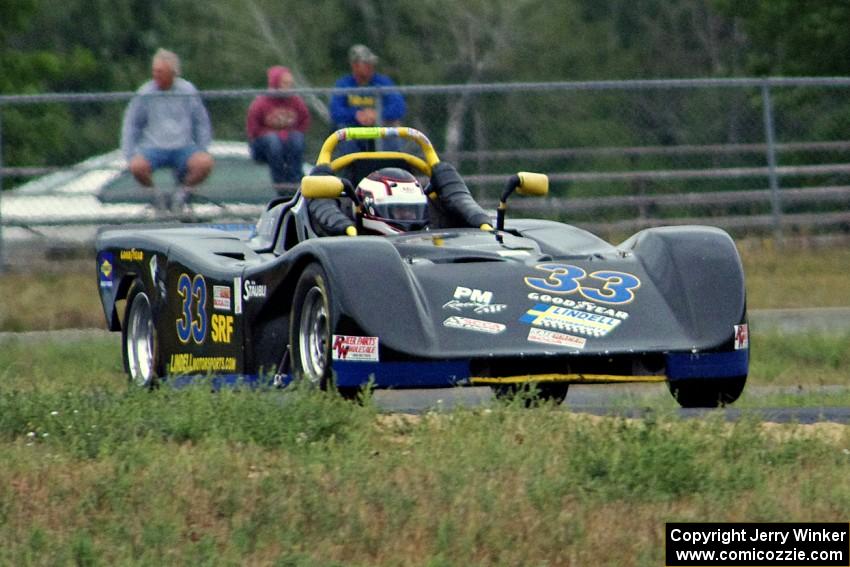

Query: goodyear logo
[519,303,621,338]
[120,249,144,261]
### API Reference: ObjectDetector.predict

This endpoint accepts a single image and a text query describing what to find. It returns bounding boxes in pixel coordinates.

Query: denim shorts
[140,145,200,183]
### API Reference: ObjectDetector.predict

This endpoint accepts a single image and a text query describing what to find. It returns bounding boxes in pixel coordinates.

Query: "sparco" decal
[443,316,506,335]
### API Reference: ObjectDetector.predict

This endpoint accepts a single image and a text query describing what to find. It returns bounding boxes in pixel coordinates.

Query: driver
[307,161,492,236]
[355,168,429,235]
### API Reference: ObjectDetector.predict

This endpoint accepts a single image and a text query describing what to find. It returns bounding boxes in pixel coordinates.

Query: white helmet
[355,167,428,235]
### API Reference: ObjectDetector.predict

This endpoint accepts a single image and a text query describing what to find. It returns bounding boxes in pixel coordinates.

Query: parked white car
[1,141,282,248]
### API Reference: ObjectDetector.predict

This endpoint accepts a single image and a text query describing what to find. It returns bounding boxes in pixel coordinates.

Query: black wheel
[492,383,569,407]
[290,263,335,389]
[667,376,746,408]
[122,281,161,389]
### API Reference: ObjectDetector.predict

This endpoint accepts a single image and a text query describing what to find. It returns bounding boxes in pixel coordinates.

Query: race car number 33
[524,263,641,305]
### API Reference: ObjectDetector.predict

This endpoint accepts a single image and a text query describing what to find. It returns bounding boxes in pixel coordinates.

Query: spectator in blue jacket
[121,48,214,214]
[330,44,406,153]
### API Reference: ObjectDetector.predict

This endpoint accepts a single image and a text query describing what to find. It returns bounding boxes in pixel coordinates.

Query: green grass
[0,381,847,566]
[740,239,850,309]
[0,271,106,331]
[750,331,850,387]
[0,338,124,392]
[0,334,848,565]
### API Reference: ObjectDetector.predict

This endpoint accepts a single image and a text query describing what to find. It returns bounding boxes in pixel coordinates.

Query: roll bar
[317,127,441,171]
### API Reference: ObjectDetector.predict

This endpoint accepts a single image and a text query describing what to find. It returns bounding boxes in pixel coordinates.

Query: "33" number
[524,263,640,304]
[176,273,208,344]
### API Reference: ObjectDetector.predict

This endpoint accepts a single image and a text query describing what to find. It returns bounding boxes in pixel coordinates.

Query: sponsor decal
[233,277,243,315]
[734,324,749,350]
[519,303,622,338]
[243,279,267,301]
[176,273,208,345]
[527,327,586,349]
[169,354,236,374]
[119,248,144,262]
[211,314,234,344]
[213,285,231,311]
[524,263,641,304]
[332,335,380,361]
[443,316,506,335]
[98,253,114,288]
[149,255,158,283]
[442,301,507,314]
[443,286,507,314]
[454,286,493,304]
[527,292,628,320]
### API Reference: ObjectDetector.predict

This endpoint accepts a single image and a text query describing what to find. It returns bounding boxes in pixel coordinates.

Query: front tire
[668,376,746,408]
[122,281,160,389]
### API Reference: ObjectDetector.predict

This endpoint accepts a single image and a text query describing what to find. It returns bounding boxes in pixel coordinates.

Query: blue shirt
[121,77,212,160]
[330,73,406,128]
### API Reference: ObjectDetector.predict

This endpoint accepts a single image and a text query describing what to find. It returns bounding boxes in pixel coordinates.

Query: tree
[713,0,850,76]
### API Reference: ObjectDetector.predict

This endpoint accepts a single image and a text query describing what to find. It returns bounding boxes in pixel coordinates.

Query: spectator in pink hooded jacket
[246,66,311,194]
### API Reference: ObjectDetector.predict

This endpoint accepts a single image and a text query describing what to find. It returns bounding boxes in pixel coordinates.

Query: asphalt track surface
[372,385,850,425]
[3,308,849,424]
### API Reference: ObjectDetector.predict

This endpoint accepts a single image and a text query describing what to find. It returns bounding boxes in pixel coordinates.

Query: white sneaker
[172,188,195,221]
[150,190,171,212]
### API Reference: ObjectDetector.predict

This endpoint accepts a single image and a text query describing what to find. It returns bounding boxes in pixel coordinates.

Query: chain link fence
[3,78,850,267]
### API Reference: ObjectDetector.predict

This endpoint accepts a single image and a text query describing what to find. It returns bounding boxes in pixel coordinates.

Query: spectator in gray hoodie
[121,48,214,214]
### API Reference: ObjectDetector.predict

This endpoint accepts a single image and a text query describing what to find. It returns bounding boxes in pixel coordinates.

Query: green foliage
[714,0,850,76]
[0,0,37,41]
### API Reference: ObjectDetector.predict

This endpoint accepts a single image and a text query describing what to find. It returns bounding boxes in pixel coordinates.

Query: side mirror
[516,171,549,197]
[300,175,346,199]
[497,171,549,231]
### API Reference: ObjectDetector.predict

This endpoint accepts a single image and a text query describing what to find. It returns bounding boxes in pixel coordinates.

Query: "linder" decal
[169,354,236,374]
[519,304,622,338]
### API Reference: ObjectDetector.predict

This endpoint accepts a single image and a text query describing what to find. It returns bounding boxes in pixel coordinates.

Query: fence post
[375,88,384,151]
[761,82,784,244]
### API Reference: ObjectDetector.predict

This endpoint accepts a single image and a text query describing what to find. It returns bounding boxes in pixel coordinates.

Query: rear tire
[290,263,334,389]
[668,376,746,408]
[122,281,160,389]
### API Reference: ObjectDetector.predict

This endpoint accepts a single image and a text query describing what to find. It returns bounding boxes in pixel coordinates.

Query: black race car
[95,127,748,407]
